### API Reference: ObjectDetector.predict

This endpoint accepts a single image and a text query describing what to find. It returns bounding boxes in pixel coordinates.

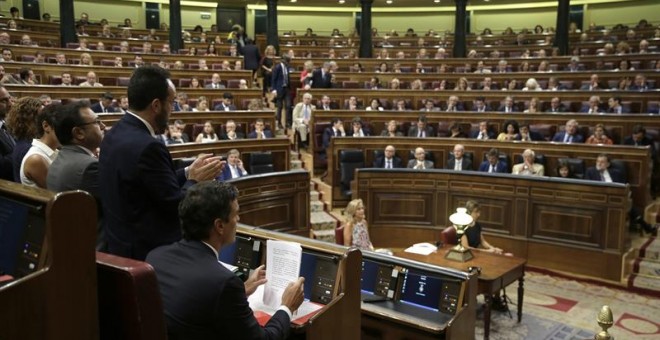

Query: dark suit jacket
[0,125,16,181]
[478,160,508,173]
[11,139,30,182]
[607,106,630,114]
[497,105,518,113]
[446,158,473,171]
[99,113,193,260]
[585,167,625,184]
[91,102,115,114]
[406,159,434,169]
[242,44,261,71]
[316,102,339,110]
[552,132,584,143]
[623,135,653,147]
[407,126,435,138]
[247,130,274,139]
[373,156,403,168]
[146,240,290,340]
[218,163,248,181]
[470,130,496,139]
[213,103,237,111]
[220,131,246,140]
[310,68,332,89]
[545,106,567,113]
[322,127,342,149]
[271,62,290,96]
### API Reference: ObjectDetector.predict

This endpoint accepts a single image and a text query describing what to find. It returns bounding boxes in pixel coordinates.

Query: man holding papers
[146,181,305,340]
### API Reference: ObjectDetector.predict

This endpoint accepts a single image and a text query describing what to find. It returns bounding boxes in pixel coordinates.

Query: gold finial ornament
[594,305,614,340]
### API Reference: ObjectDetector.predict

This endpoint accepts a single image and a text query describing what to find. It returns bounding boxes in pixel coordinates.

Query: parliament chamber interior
[0,0,659,339]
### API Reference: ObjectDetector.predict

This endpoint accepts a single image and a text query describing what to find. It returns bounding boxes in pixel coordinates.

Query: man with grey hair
[446,144,472,171]
[407,147,434,170]
[292,93,313,146]
[512,149,544,176]
[552,119,584,143]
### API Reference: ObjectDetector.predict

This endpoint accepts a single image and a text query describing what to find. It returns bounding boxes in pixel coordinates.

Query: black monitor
[397,268,444,312]
[218,235,262,279]
[0,195,46,279]
[299,251,339,304]
[361,259,395,298]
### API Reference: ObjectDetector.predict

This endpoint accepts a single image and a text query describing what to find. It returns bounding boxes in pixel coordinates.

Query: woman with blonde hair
[585,124,613,145]
[343,199,374,251]
[193,96,210,112]
[80,52,93,66]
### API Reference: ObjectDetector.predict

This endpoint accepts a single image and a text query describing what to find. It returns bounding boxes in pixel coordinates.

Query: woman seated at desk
[461,200,504,255]
[343,199,374,251]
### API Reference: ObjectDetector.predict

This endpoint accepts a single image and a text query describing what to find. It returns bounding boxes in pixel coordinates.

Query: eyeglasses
[77,119,104,127]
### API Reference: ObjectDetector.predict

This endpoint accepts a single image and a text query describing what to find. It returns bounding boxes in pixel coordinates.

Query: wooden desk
[394,247,526,340]
[353,169,630,281]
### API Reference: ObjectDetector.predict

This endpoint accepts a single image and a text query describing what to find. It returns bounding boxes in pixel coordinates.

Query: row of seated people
[349,57,659,74]
[281,21,658,42]
[1,47,245,71]
[325,74,656,93]
[1,67,250,90]
[315,94,660,114]
[316,116,657,151]
[162,119,275,145]
[365,144,627,182]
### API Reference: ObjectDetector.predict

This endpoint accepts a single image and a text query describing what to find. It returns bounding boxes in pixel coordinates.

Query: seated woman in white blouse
[20,103,61,188]
[195,121,218,143]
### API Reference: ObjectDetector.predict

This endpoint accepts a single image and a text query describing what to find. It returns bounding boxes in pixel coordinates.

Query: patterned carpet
[475,271,660,340]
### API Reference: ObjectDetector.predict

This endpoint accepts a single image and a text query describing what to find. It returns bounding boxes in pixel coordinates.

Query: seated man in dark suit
[580,74,604,90]
[166,123,186,144]
[99,66,223,260]
[322,117,345,150]
[220,119,246,140]
[444,95,464,112]
[0,86,15,181]
[407,115,435,138]
[316,95,338,110]
[347,117,370,137]
[174,119,190,142]
[472,96,491,112]
[247,119,273,139]
[446,144,472,171]
[146,181,305,340]
[607,96,629,114]
[91,92,116,113]
[628,74,651,91]
[552,119,584,143]
[498,96,517,113]
[213,92,237,111]
[311,62,332,89]
[545,97,566,113]
[471,120,496,140]
[580,95,603,114]
[516,123,545,142]
[373,145,403,169]
[217,148,248,181]
[585,153,625,183]
[479,148,508,173]
[623,124,654,149]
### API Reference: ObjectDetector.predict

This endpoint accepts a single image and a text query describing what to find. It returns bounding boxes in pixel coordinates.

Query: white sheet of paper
[263,240,302,309]
[219,260,238,273]
[249,285,323,320]
[404,242,437,255]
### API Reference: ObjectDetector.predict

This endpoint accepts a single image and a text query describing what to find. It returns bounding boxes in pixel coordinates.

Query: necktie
[303,105,310,120]
[386,160,391,169]
[599,171,605,182]
[257,131,263,139]
[282,65,288,87]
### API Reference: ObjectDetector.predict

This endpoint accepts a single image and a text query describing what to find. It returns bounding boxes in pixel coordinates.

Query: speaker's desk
[394,247,526,340]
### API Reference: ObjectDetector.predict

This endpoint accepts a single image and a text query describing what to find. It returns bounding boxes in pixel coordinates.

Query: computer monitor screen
[218,236,261,278]
[0,196,46,278]
[361,259,394,297]
[398,269,443,312]
[299,251,338,304]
